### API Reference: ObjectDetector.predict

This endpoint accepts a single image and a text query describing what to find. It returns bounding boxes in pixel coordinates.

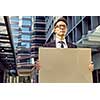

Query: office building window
[22,27,29,31]
[21,35,30,40]
[76,22,82,41]
[21,42,30,48]
[22,20,31,25]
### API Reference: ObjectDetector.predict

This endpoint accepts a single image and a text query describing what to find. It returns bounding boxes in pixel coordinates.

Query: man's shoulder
[43,40,56,47]
[67,42,77,48]
[43,40,77,48]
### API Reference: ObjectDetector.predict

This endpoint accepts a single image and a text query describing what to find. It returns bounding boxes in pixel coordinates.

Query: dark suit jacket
[43,40,77,48]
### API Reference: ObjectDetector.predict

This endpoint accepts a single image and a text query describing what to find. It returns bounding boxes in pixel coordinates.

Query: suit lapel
[44,40,76,48]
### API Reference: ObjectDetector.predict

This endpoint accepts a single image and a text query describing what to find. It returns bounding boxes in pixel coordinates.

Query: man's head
[54,17,68,38]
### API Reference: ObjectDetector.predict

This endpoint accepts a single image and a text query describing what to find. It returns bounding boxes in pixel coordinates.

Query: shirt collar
[56,37,66,44]
[56,37,68,48]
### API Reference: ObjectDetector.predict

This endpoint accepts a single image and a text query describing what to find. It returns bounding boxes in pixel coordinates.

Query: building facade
[10,16,46,83]
[10,16,33,82]
[0,16,17,83]
[31,16,46,60]
[31,16,46,82]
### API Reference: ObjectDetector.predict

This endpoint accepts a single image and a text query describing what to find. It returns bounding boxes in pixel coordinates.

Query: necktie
[58,41,64,48]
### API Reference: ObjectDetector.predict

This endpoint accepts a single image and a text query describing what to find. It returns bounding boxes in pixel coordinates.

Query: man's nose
[60,26,64,30]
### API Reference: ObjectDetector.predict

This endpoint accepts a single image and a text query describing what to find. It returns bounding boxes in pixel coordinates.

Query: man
[43,17,76,48]
[35,17,94,79]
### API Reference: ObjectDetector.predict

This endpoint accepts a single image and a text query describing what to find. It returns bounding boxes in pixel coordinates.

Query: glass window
[0,42,11,47]
[0,16,5,24]
[21,42,30,48]
[14,38,18,43]
[22,27,29,31]
[10,17,19,21]
[11,24,18,27]
[11,30,19,34]
[22,20,31,25]
[21,35,30,40]
[14,44,18,49]
[32,39,45,44]
[23,16,32,19]
[0,26,7,34]
[76,16,82,23]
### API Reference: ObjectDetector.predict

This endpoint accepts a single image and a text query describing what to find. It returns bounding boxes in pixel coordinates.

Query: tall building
[0,16,17,83]
[10,16,46,83]
[10,16,33,83]
[31,16,46,60]
[31,16,46,82]
[45,16,100,83]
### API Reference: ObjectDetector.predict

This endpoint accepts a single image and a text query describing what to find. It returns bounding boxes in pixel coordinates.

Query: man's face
[54,21,68,37]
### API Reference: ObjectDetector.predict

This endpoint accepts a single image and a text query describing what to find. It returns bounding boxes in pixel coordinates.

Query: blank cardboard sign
[39,48,93,83]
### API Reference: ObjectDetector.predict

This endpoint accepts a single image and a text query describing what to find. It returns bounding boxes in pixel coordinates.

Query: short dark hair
[54,17,68,27]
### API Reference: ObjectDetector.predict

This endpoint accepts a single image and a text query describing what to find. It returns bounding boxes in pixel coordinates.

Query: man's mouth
[60,31,65,33]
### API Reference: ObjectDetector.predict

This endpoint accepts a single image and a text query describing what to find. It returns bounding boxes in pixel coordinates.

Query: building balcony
[33,29,46,32]
[0,47,13,53]
[0,39,10,43]
[17,65,34,76]
[16,55,31,60]
[16,47,31,52]
[21,31,31,34]
[22,25,31,28]
[22,17,32,20]
[16,51,31,55]
[32,35,45,38]
[10,21,19,25]
[18,39,31,43]
[31,37,46,40]
[12,34,19,38]
[31,53,38,58]
[31,45,43,49]
[17,69,32,76]
[0,34,9,39]
[34,27,45,30]
[76,25,100,50]
[11,27,19,31]
[17,63,33,68]
[34,21,45,24]
[34,18,45,22]
[17,46,30,49]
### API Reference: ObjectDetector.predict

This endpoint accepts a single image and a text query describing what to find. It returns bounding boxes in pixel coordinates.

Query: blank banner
[39,48,93,83]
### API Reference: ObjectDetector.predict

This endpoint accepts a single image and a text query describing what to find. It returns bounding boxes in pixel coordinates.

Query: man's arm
[88,61,94,72]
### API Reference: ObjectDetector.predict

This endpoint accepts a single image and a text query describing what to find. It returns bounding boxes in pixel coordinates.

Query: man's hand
[88,61,94,72]
[34,59,41,71]
[34,60,94,72]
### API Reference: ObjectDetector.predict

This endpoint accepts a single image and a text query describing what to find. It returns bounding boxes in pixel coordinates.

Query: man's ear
[53,28,56,33]
[53,28,55,32]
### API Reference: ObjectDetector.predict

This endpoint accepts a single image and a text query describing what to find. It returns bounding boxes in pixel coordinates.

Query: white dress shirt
[56,38,68,48]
